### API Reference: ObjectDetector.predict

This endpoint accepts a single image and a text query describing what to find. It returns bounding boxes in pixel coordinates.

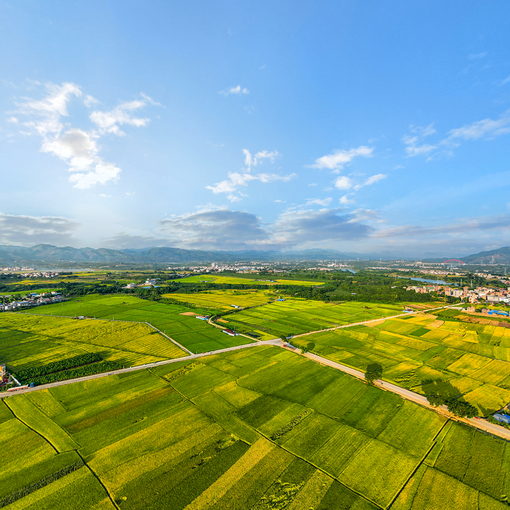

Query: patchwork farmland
[293,311,510,414]
[0,312,186,380]
[19,294,249,353]
[176,274,326,286]
[163,289,276,311]
[1,346,509,509]
[223,298,407,339]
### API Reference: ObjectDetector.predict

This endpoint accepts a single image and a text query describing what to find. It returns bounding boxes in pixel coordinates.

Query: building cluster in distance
[0,292,64,312]
[407,284,510,304]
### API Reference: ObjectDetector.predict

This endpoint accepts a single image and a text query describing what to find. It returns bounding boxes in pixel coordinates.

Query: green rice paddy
[163,289,276,311]
[1,346,508,509]
[0,312,186,374]
[224,298,405,339]
[177,274,325,286]
[19,294,249,353]
[294,312,510,414]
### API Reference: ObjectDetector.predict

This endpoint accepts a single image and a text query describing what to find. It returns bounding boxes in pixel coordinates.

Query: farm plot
[20,294,249,353]
[225,298,404,338]
[3,346,509,509]
[294,313,510,414]
[0,312,185,377]
[162,289,276,311]
[176,274,325,286]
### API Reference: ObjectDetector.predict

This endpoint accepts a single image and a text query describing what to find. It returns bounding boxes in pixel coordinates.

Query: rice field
[294,312,510,414]
[0,312,186,373]
[163,289,277,311]
[224,298,405,339]
[19,294,249,353]
[1,346,508,509]
[177,274,325,286]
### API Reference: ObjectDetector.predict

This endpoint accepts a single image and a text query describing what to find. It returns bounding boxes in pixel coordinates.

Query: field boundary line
[161,372,384,510]
[3,399,60,454]
[251,420,383,509]
[75,450,119,510]
[386,419,450,509]
[143,321,193,355]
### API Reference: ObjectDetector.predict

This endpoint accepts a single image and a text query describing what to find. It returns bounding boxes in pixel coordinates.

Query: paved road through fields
[4,304,509,442]
[298,349,510,441]
[0,339,283,399]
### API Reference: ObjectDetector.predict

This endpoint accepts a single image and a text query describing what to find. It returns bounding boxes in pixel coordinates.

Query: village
[0,292,65,312]
[406,283,510,306]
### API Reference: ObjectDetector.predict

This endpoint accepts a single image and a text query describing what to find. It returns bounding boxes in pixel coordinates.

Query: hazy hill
[461,247,510,264]
[0,244,362,265]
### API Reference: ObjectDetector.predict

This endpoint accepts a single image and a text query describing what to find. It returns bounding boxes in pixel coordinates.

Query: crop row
[15,353,103,380]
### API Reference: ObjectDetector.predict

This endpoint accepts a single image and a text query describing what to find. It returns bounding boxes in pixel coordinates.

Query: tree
[446,399,477,418]
[365,363,383,385]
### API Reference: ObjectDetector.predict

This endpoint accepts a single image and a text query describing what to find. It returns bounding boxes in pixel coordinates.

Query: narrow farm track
[289,304,453,339]
[4,304,509,442]
[142,321,193,355]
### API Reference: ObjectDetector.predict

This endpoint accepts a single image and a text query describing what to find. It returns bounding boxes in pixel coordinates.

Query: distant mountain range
[459,247,510,264]
[0,244,365,266]
[2,243,510,266]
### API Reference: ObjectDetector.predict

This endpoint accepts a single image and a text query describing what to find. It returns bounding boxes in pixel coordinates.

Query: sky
[1,0,510,257]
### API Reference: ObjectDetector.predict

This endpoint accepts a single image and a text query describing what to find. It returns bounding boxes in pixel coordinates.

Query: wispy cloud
[374,213,510,238]
[312,146,373,172]
[219,85,250,96]
[334,173,386,194]
[206,149,294,202]
[304,197,332,207]
[10,82,156,189]
[467,51,488,60]
[403,111,510,158]
[402,124,437,157]
[500,75,510,86]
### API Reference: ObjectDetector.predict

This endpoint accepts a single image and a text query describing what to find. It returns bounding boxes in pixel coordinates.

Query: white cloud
[334,172,386,199]
[89,98,152,135]
[404,112,510,158]
[305,197,332,207]
[447,112,510,141]
[206,149,293,202]
[339,195,354,205]
[403,124,437,157]
[334,176,353,190]
[312,146,373,172]
[361,173,386,187]
[242,148,279,169]
[220,85,250,96]
[11,82,155,189]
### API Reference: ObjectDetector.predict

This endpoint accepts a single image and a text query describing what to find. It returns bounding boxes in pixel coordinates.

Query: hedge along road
[0,338,284,399]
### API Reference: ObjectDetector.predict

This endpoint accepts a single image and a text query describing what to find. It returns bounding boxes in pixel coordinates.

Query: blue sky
[1,0,510,257]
